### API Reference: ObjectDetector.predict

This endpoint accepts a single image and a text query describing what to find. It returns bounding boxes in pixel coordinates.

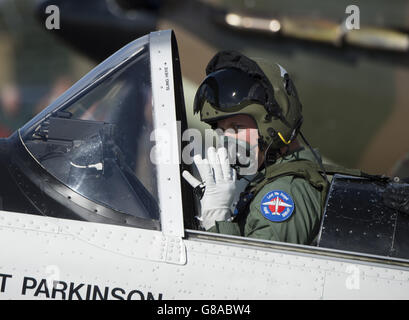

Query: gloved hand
[182,147,237,230]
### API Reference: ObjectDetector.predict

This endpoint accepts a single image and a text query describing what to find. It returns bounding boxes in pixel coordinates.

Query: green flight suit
[208,148,327,245]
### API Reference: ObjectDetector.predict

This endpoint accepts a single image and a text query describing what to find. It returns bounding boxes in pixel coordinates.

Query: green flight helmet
[193,51,303,152]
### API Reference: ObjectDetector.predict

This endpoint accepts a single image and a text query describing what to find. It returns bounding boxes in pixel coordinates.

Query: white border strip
[150,30,185,237]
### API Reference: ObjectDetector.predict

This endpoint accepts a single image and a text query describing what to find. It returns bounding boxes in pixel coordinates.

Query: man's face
[216,114,262,170]
[216,114,259,146]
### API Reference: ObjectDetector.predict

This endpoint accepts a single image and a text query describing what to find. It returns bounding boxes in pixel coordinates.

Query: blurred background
[1,0,409,176]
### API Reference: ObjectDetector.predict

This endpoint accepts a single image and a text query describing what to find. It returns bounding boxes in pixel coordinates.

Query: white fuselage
[0,209,408,300]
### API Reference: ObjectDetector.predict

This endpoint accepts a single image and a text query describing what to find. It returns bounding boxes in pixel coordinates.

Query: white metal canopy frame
[149,29,189,237]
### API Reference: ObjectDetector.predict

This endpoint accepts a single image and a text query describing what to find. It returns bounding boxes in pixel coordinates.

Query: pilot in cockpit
[182,50,330,245]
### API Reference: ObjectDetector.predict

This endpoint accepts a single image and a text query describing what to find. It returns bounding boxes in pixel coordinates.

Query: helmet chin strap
[263,139,279,168]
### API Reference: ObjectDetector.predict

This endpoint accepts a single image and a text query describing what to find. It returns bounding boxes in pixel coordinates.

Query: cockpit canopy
[20,34,158,221]
[16,31,190,231]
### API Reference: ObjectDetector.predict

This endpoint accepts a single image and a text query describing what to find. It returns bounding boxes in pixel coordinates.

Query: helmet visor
[193,68,266,114]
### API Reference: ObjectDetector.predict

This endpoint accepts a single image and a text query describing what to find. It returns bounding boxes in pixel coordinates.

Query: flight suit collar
[252,147,322,185]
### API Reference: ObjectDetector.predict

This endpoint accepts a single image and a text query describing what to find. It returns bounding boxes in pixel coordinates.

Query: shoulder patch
[260,190,295,222]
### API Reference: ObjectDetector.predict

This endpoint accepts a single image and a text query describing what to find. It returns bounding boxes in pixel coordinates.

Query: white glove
[182,147,237,230]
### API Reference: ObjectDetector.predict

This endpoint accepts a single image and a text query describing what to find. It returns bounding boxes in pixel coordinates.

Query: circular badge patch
[260,190,295,222]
